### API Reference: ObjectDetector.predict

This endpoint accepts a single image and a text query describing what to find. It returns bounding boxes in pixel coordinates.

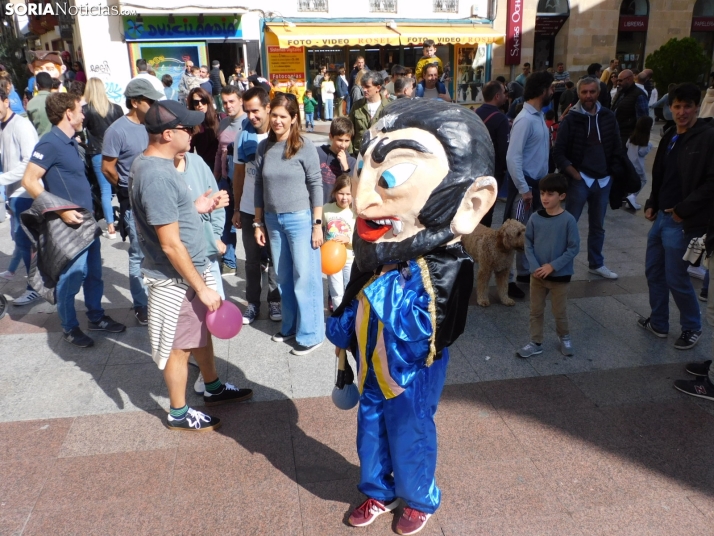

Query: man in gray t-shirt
[131,100,253,433]
[101,78,161,325]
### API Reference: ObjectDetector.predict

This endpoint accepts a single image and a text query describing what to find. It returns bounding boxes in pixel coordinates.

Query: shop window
[297,0,328,12]
[370,0,397,12]
[433,0,458,13]
[620,0,648,16]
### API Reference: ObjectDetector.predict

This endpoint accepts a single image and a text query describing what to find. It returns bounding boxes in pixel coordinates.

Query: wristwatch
[252,221,265,228]
[312,219,322,226]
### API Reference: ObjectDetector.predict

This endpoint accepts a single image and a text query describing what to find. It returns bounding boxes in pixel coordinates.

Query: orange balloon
[321,240,347,275]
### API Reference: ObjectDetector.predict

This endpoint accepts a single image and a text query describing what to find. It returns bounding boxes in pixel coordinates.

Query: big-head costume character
[28,51,66,95]
[326,98,496,532]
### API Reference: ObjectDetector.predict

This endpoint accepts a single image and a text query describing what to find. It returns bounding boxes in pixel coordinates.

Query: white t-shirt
[366,100,381,118]
[423,86,450,100]
[323,202,356,256]
[237,131,269,214]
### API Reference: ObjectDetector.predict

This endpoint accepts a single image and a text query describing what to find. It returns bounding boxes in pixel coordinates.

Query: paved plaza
[1,128,713,535]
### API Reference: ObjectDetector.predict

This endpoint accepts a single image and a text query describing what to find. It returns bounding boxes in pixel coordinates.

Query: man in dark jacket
[639,83,714,351]
[554,77,621,280]
[21,92,126,347]
[611,69,648,147]
[475,80,510,227]
[209,60,226,112]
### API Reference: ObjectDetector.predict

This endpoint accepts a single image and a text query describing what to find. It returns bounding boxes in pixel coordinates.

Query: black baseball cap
[144,100,205,134]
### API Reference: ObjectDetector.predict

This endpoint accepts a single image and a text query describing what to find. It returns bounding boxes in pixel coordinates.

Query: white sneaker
[0,270,15,280]
[589,266,618,280]
[13,289,41,306]
[194,372,205,395]
[625,194,641,210]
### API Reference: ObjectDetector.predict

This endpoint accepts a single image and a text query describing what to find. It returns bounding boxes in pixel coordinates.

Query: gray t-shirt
[102,116,149,188]
[129,154,207,279]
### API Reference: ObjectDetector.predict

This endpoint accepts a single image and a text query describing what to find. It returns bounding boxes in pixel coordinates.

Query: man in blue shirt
[21,93,126,347]
[506,70,554,288]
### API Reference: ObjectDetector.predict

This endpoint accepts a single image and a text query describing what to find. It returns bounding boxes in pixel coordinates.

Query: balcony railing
[433,0,458,12]
[369,0,397,13]
[297,0,328,12]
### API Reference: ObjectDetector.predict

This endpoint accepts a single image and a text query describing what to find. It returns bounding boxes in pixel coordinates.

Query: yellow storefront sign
[267,45,306,82]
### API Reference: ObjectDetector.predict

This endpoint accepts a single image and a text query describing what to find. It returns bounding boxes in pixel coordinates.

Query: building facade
[5,0,712,103]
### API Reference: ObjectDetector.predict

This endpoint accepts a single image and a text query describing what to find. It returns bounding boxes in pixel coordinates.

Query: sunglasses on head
[275,92,298,102]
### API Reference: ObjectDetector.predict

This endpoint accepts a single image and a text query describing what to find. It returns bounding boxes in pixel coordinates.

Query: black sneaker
[272,331,296,342]
[674,378,714,401]
[134,306,148,326]
[686,360,712,377]
[62,327,94,348]
[637,317,667,338]
[674,330,703,350]
[508,282,525,299]
[166,408,222,431]
[700,288,708,302]
[87,315,126,333]
[291,341,324,356]
[516,275,530,284]
[203,383,253,406]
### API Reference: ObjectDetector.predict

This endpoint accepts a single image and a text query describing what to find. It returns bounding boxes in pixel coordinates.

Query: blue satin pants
[356,348,449,514]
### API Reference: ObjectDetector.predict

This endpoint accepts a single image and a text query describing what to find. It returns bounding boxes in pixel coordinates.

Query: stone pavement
[1,127,713,535]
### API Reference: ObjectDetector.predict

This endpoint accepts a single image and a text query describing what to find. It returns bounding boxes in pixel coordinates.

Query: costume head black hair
[354,98,494,272]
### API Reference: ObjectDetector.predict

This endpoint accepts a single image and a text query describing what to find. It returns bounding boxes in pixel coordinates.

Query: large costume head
[352,98,497,272]
[29,50,66,79]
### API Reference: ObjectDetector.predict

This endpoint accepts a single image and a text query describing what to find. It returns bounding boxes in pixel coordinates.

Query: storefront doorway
[616,0,649,73]
[692,0,714,86]
[534,0,569,72]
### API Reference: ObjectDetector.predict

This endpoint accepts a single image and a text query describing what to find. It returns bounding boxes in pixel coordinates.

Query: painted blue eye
[357,158,364,176]
[378,163,417,189]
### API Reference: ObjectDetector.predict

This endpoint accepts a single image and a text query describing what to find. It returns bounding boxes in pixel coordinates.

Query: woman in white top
[321,72,335,121]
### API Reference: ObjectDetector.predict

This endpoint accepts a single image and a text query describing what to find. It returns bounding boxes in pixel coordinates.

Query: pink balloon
[205,300,243,339]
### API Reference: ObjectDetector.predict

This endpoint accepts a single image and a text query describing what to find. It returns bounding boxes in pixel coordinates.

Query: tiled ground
[1,127,713,535]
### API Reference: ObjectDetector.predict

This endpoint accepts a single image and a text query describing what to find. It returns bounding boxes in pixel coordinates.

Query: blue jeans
[217,177,237,269]
[56,238,105,332]
[305,112,314,128]
[565,177,612,269]
[124,208,148,309]
[645,211,701,332]
[265,210,325,347]
[91,154,114,225]
[323,98,333,120]
[7,197,33,289]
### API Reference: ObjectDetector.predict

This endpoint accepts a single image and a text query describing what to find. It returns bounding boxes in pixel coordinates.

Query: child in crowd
[414,39,443,82]
[323,175,356,311]
[624,115,654,211]
[517,173,580,358]
[303,90,318,132]
[544,109,559,144]
[316,117,356,204]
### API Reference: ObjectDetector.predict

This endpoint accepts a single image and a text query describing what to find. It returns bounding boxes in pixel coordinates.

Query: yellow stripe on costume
[355,297,370,394]
[372,323,405,399]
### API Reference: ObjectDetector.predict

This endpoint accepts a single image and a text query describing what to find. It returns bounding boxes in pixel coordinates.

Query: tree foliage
[645,37,711,94]
[0,35,30,96]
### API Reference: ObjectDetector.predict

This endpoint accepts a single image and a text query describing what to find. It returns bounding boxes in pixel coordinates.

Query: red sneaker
[348,497,400,527]
[395,506,432,535]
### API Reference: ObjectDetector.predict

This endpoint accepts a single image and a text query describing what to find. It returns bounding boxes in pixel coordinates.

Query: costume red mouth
[357,217,402,242]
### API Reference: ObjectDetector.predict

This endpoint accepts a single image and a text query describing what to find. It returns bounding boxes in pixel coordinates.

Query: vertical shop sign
[505,0,522,66]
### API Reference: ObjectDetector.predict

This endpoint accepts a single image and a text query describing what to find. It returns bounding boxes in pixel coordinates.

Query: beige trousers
[529,276,570,344]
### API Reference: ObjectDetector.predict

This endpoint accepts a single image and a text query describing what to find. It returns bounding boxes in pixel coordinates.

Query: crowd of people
[1,41,714,535]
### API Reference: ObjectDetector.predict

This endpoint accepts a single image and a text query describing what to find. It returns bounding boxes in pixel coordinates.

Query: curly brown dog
[462,219,526,307]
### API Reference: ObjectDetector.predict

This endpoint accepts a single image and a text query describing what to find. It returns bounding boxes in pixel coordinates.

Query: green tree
[645,37,711,95]
[0,35,30,96]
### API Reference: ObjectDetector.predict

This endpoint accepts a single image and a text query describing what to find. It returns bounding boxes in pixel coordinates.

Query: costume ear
[60,64,66,76]
[450,176,497,237]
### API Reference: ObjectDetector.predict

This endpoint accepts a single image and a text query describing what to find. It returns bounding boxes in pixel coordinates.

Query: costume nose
[353,179,383,215]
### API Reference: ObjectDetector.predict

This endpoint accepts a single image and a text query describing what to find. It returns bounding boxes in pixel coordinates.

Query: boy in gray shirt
[517,173,580,358]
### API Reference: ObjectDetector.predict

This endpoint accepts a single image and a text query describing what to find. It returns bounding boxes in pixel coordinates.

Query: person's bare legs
[164,348,191,409]
[192,335,218,385]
